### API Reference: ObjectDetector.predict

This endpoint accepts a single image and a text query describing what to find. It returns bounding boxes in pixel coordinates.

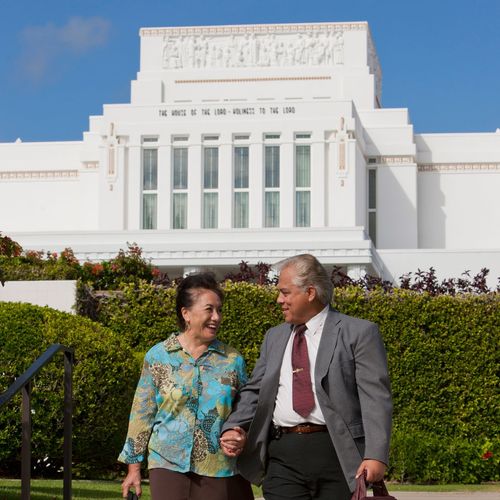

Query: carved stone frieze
[418,163,500,172]
[147,23,367,71]
[141,22,380,92]
[160,30,345,70]
[0,170,79,181]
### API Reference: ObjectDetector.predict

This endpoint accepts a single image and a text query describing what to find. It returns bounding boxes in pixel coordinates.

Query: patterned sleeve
[236,354,248,390]
[118,353,158,464]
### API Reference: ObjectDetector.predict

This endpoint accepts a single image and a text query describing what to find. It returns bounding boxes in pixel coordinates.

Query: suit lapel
[315,308,341,380]
[265,323,292,381]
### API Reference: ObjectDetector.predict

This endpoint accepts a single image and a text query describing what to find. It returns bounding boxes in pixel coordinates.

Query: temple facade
[1,22,499,284]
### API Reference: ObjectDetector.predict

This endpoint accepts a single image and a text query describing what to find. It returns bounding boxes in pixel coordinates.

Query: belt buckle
[296,424,306,434]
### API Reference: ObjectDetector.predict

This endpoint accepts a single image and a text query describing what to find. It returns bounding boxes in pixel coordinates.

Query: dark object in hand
[351,470,397,499]
[127,492,139,500]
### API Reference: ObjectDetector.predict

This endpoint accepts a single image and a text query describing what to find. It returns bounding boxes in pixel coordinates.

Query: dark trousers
[262,431,351,500]
[149,468,254,500]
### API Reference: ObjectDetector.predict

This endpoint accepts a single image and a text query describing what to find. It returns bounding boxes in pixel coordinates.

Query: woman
[119,273,253,500]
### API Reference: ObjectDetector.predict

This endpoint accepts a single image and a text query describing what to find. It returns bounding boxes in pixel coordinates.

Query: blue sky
[1,0,499,142]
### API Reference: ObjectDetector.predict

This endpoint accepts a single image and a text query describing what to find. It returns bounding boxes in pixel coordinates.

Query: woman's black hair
[175,272,223,331]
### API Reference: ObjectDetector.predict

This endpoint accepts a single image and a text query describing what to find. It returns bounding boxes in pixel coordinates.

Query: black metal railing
[0,343,74,500]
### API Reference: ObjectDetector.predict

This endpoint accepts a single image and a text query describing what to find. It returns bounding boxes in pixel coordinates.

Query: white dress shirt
[272,306,329,426]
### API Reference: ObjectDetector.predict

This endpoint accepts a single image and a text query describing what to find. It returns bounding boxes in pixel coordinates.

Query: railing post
[0,344,74,499]
[63,349,73,500]
[21,381,31,500]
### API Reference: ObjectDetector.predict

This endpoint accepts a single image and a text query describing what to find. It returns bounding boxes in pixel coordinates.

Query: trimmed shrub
[389,429,499,483]
[0,303,138,477]
[334,288,499,441]
[91,282,178,350]
[218,281,282,372]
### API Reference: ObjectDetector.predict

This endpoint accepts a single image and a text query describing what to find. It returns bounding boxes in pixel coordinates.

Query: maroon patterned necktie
[292,324,315,417]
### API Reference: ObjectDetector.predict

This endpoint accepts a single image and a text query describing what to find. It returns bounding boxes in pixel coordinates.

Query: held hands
[355,459,386,483]
[121,463,142,498]
[220,426,247,457]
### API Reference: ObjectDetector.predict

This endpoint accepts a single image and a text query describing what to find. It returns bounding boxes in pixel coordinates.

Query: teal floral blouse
[118,333,248,477]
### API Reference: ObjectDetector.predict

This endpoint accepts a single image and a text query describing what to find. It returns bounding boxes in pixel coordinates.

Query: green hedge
[92,282,499,483]
[0,303,138,477]
[1,284,498,482]
[333,288,499,483]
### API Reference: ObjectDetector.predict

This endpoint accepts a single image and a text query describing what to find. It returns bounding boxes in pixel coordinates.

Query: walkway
[256,492,499,500]
[381,492,499,500]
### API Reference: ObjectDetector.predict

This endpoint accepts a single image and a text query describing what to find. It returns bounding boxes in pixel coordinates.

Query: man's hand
[220,426,247,457]
[121,463,142,498]
[355,459,386,483]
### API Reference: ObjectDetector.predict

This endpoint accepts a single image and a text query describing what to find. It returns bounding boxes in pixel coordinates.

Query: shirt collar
[302,305,329,336]
[207,338,227,355]
[164,333,227,356]
[164,333,182,352]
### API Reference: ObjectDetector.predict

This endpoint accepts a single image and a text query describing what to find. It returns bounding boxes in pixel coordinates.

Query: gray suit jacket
[222,308,393,491]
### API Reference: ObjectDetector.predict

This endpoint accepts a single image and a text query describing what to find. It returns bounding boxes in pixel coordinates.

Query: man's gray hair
[274,254,333,305]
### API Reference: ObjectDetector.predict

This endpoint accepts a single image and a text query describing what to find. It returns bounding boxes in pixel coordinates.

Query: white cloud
[59,16,110,53]
[18,16,111,83]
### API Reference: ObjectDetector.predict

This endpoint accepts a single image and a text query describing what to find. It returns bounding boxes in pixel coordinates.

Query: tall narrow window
[233,146,249,228]
[204,147,218,189]
[264,192,280,228]
[172,147,188,229]
[203,147,218,228]
[142,148,158,229]
[265,146,280,188]
[264,145,280,227]
[368,168,377,245]
[203,192,218,229]
[295,144,311,227]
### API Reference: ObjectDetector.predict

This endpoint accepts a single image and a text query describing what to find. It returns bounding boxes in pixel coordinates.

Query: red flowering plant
[0,232,23,258]
[0,233,162,290]
[32,247,81,280]
[79,243,155,290]
[0,233,82,282]
[24,250,44,262]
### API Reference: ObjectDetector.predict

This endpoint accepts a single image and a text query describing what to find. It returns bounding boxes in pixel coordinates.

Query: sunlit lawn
[0,479,264,499]
[0,479,262,499]
[0,479,136,500]
[0,478,498,499]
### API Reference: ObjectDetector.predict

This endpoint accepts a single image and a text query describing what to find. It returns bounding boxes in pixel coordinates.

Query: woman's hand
[220,426,247,457]
[121,463,142,498]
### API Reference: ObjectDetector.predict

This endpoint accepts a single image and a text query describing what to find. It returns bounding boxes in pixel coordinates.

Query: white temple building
[1,21,499,284]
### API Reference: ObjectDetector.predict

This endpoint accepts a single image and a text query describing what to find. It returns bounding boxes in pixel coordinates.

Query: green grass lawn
[0,479,262,499]
[0,478,498,499]
[0,480,131,500]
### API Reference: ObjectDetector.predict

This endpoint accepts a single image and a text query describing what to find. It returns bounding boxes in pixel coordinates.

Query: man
[220,254,392,499]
